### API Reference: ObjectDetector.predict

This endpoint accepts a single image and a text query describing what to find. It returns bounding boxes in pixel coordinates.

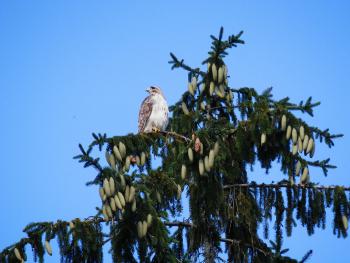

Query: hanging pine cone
[188,148,194,163]
[281,115,287,131]
[102,205,108,220]
[147,214,153,227]
[114,195,122,210]
[140,152,146,166]
[209,82,215,95]
[118,142,126,158]
[218,66,224,83]
[191,76,197,89]
[99,187,106,201]
[109,177,115,196]
[181,102,189,115]
[198,159,204,176]
[103,178,111,197]
[208,149,215,169]
[298,137,303,153]
[45,241,52,256]
[295,161,301,176]
[113,145,122,162]
[299,126,305,140]
[303,135,309,151]
[292,128,298,144]
[110,197,116,212]
[261,133,266,145]
[306,138,314,154]
[129,186,135,203]
[181,164,186,180]
[131,198,137,212]
[342,215,348,230]
[156,191,161,203]
[106,204,113,218]
[119,174,126,189]
[204,155,210,172]
[142,221,148,237]
[286,125,292,140]
[301,167,309,184]
[124,156,131,171]
[117,192,126,207]
[14,248,22,261]
[211,63,217,81]
[214,141,219,157]
[137,221,143,238]
[188,82,194,95]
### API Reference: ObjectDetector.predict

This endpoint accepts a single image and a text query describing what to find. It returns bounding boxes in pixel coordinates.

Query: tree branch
[164,221,194,228]
[158,130,192,143]
[220,238,270,257]
[223,183,350,191]
[163,221,271,256]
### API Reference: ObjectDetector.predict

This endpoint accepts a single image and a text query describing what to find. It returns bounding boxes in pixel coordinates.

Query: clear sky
[0,1,349,262]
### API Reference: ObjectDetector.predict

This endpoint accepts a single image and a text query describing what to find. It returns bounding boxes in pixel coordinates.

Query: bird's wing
[138,96,153,132]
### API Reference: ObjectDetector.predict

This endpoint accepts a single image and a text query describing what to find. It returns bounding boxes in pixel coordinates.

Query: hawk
[138,86,169,133]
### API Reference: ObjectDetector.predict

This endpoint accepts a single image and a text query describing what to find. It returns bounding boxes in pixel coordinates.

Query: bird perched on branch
[138,86,169,133]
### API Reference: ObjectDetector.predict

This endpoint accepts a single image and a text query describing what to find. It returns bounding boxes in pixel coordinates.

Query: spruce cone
[198,159,204,176]
[137,221,143,238]
[281,115,287,131]
[299,126,305,140]
[109,177,115,196]
[118,192,126,207]
[188,148,194,163]
[131,198,137,212]
[212,64,217,81]
[286,125,292,140]
[114,195,122,210]
[129,186,135,203]
[181,164,187,180]
[261,133,266,145]
[103,178,111,197]
[218,66,224,83]
[292,128,298,144]
[147,214,153,227]
[181,102,189,115]
[118,142,126,158]
[113,145,122,162]
[45,241,52,256]
[14,248,22,261]
[208,149,215,169]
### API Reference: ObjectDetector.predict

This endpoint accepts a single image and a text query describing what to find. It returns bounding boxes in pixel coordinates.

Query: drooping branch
[220,238,270,257]
[223,183,350,191]
[163,221,271,256]
[164,221,194,228]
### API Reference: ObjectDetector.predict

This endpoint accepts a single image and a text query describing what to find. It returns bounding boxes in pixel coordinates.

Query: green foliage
[1,27,349,263]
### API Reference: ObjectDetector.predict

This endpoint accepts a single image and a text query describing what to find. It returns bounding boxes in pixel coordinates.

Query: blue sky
[0,1,349,262]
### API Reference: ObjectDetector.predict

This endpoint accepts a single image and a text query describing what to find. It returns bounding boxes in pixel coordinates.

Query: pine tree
[1,28,349,263]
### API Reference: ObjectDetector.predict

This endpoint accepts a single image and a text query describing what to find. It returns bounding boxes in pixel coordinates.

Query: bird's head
[146,86,164,97]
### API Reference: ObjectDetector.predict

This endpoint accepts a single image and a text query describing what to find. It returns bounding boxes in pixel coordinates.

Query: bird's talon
[152,127,161,133]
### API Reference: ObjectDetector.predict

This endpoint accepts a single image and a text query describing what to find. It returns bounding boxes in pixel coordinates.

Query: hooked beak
[145,88,151,93]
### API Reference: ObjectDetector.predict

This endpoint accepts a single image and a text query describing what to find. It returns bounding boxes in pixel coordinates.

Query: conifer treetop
[1,27,348,263]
